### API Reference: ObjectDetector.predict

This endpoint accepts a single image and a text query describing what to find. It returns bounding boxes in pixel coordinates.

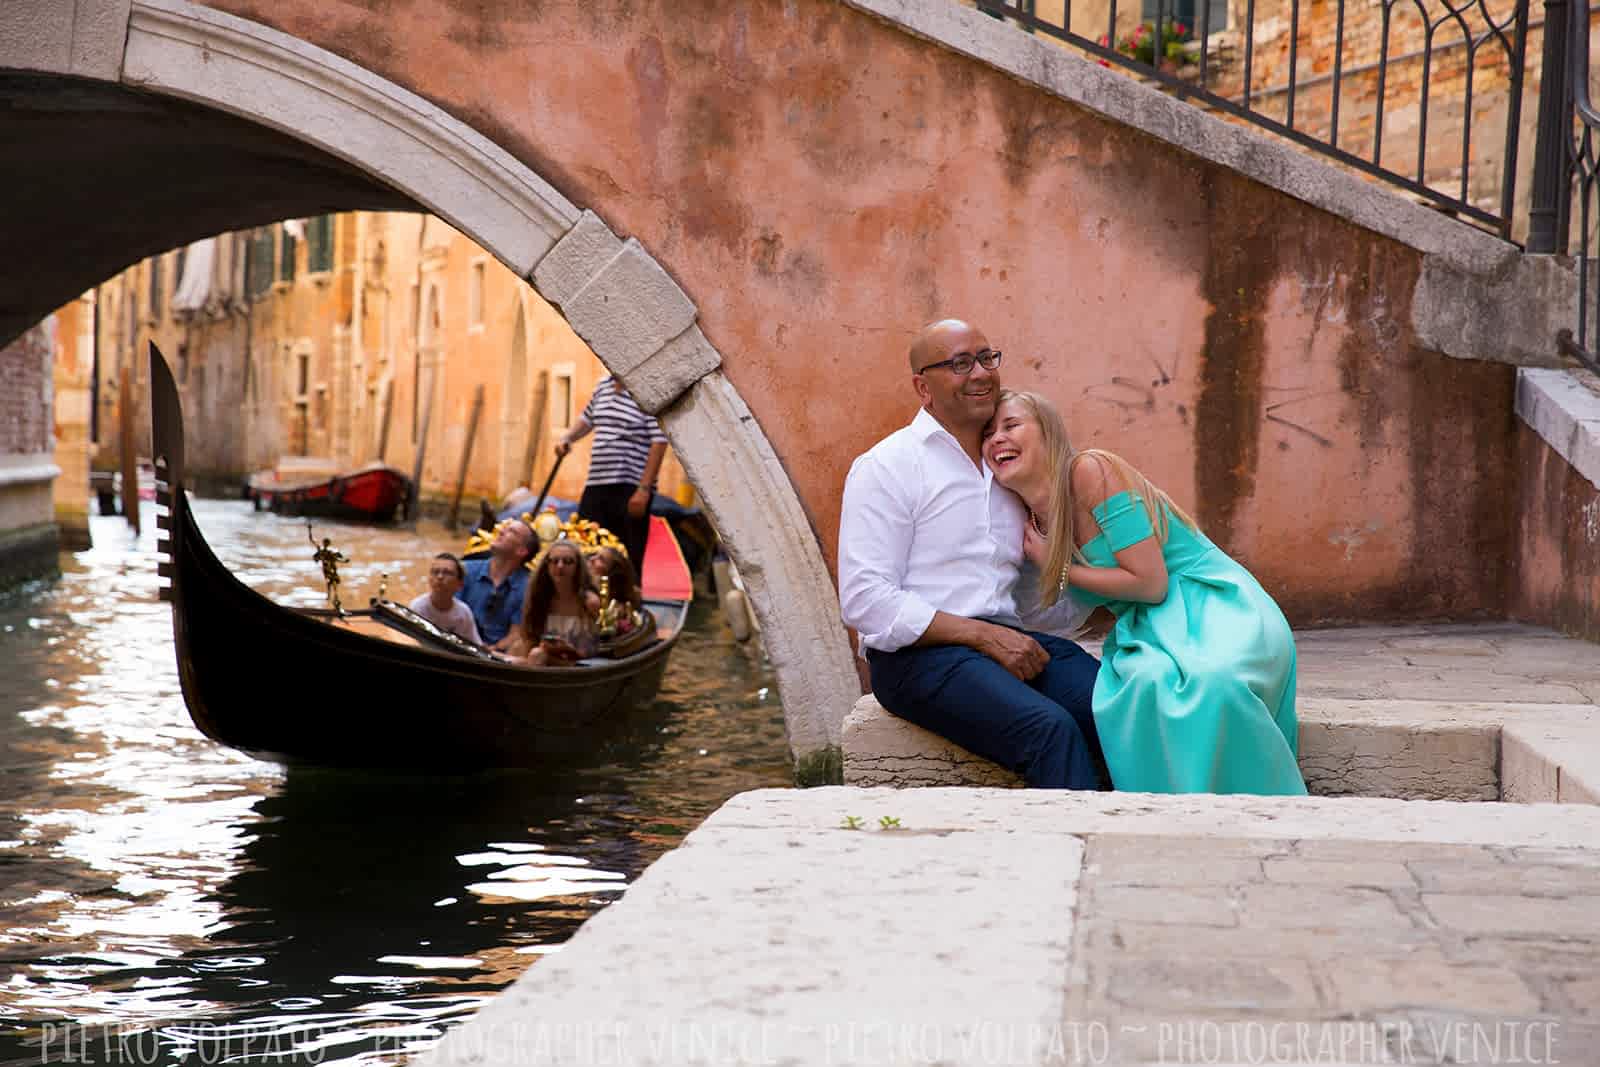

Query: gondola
[149,342,689,769]
[247,462,411,523]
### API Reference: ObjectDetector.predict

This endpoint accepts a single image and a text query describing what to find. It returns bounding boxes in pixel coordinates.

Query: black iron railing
[975,0,1532,238]
[1532,0,1600,372]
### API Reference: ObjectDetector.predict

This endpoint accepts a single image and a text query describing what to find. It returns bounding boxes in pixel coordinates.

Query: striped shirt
[578,377,669,488]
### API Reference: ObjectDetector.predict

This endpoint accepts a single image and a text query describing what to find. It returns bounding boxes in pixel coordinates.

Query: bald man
[837,319,1104,789]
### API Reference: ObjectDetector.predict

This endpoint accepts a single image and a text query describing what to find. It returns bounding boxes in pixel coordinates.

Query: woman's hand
[1022,520,1050,569]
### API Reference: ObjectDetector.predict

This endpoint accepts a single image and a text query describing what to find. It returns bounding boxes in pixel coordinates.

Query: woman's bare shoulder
[1068,451,1114,501]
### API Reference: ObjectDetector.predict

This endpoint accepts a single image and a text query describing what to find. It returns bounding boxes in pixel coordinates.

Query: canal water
[0,500,792,1065]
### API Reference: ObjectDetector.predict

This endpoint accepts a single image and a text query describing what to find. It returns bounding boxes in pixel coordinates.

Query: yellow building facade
[83,212,690,515]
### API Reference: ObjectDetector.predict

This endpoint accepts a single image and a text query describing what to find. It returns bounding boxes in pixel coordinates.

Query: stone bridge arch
[0,0,858,780]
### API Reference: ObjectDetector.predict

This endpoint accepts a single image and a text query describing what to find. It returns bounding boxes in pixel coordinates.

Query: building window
[1142,0,1227,34]
[247,229,274,301]
[297,352,310,398]
[307,215,335,274]
[177,343,189,386]
[552,364,575,431]
[147,254,163,318]
[172,246,187,318]
[469,260,485,328]
[279,224,297,283]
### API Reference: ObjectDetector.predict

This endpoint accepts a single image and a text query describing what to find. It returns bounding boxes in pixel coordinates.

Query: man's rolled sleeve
[838,452,933,652]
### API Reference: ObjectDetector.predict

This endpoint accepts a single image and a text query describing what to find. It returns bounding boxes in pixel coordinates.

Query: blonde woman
[983,389,1306,795]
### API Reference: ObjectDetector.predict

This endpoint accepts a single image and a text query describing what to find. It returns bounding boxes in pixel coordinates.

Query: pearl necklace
[1027,508,1070,595]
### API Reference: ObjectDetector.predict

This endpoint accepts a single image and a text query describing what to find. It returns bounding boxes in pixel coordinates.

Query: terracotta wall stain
[1195,175,1271,549]
[197,0,1523,624]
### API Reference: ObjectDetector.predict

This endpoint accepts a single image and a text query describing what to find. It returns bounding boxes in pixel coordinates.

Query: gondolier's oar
[530,451,566,517]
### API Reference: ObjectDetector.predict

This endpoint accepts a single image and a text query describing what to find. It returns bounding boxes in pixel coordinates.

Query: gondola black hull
[151,343,684,770]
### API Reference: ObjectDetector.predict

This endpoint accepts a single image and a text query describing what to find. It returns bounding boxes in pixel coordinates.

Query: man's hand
[974,620,1048,681]
[627,486,650,518]
[554,437,572,459]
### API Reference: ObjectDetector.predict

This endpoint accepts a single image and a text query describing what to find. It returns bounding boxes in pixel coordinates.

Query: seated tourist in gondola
[462,519,536,648]
[588,546,642,613]
[503,540,601,666]
[409,553,483,644]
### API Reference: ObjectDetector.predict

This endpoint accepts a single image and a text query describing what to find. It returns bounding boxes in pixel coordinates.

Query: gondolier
[555,376,669,568]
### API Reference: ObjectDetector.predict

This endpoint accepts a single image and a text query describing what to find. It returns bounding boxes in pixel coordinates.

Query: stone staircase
[843,622,1600,804]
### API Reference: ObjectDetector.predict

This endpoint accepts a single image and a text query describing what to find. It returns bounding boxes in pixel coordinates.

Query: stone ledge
[0,455,63,489]
[843,694,1600,804]
[1516,365,1600,491]
[1503,723,1600,804]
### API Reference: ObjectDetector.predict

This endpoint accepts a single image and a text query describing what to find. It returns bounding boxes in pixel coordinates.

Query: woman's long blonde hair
[998,390,1197,607]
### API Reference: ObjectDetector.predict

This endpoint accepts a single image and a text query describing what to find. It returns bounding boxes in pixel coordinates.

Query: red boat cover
[640,515,693,603]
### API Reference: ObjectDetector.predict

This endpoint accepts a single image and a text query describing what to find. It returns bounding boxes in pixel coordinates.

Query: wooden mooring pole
[446,384,485,530]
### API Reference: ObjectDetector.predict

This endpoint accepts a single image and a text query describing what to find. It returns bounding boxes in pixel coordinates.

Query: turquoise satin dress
[1073,491,1307,795]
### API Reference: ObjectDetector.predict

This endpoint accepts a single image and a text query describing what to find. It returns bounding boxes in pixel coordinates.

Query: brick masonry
[1,320,52,456]
[0,318,60,589]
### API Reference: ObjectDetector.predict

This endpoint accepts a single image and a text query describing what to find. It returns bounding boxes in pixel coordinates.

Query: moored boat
[149,342,690,770]
[248,462,412,523]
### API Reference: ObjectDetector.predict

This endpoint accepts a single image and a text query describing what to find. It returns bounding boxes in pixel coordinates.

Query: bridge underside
[0,73,414,347]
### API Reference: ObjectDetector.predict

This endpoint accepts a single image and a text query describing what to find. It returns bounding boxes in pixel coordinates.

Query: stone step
[843,695,1600,802]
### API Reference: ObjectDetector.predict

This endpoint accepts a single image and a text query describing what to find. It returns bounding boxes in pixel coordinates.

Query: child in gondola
[409,553,483,645]
[503,540,601,666]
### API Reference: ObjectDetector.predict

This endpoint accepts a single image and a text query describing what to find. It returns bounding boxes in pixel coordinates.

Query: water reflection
[0,500,789,1064]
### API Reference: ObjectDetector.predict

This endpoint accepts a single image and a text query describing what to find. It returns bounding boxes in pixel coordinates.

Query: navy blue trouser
[867,630,1105,789]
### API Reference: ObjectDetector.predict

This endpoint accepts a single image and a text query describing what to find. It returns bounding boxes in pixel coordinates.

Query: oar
[530,450,566,517]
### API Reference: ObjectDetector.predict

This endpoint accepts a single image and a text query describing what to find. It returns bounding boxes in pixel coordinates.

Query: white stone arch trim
[0,0,132,82]
[121,0,578,277]
[99,0,859,769]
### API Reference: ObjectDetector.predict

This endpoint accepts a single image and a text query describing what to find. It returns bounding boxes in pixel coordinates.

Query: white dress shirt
[838,407,1093,653]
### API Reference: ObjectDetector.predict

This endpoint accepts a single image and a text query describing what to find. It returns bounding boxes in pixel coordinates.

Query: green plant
[878,815,902,830]
[841,815,864,830]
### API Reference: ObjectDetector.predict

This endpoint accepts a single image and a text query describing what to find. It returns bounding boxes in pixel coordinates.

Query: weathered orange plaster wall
[1513,426,1600,642]
[201,0,1518,623]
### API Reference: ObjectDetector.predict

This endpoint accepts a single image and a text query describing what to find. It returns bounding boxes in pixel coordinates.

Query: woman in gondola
[588,546,642,613]
[504,540,601,666]
[982,388,1306,796]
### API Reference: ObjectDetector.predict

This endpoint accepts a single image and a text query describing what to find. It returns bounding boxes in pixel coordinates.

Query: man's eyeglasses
[916,349,1002,376]
[485,583,509,614]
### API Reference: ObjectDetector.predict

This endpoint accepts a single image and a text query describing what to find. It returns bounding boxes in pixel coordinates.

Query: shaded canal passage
[0,500,790,1064]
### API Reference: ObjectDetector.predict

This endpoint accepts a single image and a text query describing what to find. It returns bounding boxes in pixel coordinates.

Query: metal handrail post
[1528,0,1573,253]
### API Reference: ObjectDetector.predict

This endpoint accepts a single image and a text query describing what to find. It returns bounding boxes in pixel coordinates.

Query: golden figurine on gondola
[307,523,350,614]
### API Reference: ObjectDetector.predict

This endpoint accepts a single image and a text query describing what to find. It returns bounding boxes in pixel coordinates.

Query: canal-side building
[974,0,1600,247]
[51,294,94,552]
[0,319,61,587]
[85,213,692,514]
